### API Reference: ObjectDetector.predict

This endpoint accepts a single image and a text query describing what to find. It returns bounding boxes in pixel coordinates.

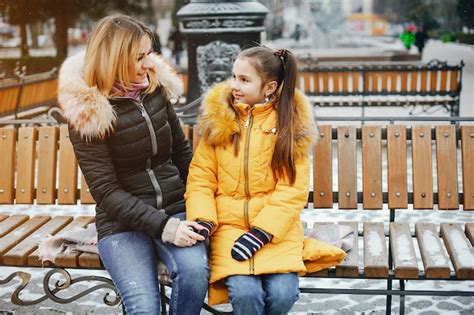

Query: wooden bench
[0,69,58,119]
[1,121,473,314]
[298,60,464,117]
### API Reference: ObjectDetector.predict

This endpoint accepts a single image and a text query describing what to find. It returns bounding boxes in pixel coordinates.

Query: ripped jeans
[98,212,209,315]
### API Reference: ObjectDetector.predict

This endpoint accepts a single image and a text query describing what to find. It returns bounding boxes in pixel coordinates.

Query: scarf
[111,77,150,101]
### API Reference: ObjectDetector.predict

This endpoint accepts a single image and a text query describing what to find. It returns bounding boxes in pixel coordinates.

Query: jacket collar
[58,51,183,141]
[198,80,319,157]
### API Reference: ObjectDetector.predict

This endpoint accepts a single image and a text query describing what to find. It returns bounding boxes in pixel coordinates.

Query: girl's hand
[173,221,205,247]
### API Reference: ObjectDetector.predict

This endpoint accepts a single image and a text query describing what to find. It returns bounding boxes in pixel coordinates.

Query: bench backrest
[298,60,464,98]
[0,71,58,117]
[0,124,473,211]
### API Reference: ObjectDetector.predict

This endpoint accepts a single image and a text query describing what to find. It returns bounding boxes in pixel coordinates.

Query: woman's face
[129,35,153,83]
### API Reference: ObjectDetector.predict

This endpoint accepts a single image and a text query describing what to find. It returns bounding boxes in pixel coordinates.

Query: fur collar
[199,81,319,157]
[58,51,183,141]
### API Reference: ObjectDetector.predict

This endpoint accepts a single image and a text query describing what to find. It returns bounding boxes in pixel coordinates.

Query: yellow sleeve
[252,155,310,242]
[185,140,219,226]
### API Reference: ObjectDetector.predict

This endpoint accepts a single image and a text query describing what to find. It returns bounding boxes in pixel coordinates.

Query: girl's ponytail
[272,49,298,184]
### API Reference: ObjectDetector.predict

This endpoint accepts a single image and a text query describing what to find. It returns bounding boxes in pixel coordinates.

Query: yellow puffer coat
[185,81,346,305]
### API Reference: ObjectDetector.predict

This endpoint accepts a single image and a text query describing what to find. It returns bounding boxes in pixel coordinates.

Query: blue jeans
[226,273,299,315]
[98,213,209,315]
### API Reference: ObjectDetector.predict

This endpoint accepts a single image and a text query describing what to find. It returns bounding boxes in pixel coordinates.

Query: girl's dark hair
[237,46,298,184]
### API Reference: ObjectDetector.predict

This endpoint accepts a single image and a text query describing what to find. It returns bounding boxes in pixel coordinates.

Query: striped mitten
[193,221,214,239]
[231,228,271,261]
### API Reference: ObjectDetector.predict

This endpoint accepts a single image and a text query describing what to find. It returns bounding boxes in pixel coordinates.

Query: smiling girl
[185,46,346,314]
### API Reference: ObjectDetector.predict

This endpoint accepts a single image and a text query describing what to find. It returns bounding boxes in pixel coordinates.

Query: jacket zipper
[135,100,163,209]
[243,108,254,274]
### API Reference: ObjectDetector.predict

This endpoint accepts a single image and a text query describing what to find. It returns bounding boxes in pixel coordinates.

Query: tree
[458,0,474,29]
[3,0,153,62]
[2,0,48,57]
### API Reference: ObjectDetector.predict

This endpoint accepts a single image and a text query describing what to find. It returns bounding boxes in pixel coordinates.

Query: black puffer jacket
[58,51,191,240]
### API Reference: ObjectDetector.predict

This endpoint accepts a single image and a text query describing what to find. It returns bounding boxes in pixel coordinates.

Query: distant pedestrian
[415,26,429,56]
[292,24,302,42]
[168,27,184,66]
[151,31,162,55]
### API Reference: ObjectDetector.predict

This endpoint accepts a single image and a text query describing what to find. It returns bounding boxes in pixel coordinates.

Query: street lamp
[177,0,268,123]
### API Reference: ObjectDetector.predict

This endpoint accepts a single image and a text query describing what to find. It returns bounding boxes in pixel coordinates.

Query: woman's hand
[173,221,205,247]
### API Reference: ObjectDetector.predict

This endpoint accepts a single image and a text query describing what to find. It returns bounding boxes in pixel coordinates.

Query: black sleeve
[167,102,193,183]
[69,126,170,238]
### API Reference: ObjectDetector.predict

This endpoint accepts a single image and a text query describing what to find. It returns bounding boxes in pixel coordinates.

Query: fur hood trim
[58,51,183,141]
[198,81,319,157]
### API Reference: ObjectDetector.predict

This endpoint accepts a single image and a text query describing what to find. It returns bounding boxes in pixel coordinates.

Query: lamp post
[177,0,268,123]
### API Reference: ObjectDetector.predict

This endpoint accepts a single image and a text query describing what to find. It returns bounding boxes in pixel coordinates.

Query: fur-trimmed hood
[198,80,319,157]
[58,51,183,141]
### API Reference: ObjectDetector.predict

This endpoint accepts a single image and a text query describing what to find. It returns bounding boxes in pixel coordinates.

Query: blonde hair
[84,14,158,97]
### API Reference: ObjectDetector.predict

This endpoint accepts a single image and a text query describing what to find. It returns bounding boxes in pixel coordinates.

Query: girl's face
[231,57,266,106]
[129,35,153,84]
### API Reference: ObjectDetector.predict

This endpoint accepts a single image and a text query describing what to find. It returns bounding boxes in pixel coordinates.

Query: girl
[58,15,208,315]
[185,46,346,314]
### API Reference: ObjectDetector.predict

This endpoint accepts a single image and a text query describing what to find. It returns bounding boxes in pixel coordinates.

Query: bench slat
[387,125,408,209]
[411,126,434,209]
[363,222,388,277]
[80,174,95,204]
[419,70,429,92]
[15,127,37,204]
[0,214,8,222]
[440,223,474,279]
[389,223,419,279]
[362,126,382,209]
[430,69,438,92]
[28,216,95,267]
[439,70,448,92]
[313,125,333,208]
[193,125,201,153]
[449,70,459,91]
[336,221,359,277]
[37,126,59,204]
[0,87,20,114]
[182,124,191,142]
[0,215,30,238]
[461,126,474,210]
[320,72,329,93]
[0,128,16,204]
[415,223,451,279]
[410,68,418,92]
[435,126,459,209]
[337,126,357,209]
[2,216,73,266]
[78,252,102,268]
[58,125,78,204]
[400,71,408,92]
[466,223,474,245]
[380,71,390,92]
[0,216,50,260]
[310,222,334,276]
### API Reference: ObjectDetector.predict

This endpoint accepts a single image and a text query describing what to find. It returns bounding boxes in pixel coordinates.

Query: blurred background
[0,0,472,75]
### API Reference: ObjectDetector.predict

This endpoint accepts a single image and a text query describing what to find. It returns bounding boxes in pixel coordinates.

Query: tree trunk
[18,0,29,57]
[30,23,39,49]
[19,22,29,57]
[54,6,69,62]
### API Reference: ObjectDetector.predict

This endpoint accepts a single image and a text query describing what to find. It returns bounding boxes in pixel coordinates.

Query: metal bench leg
[399,280,406,315]
[385,278,393,315]
[160,282,168,315]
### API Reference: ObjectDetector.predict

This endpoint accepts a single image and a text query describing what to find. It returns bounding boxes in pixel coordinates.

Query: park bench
[0,69,58,119]
[0,119,473,315]
[298,59,464,117]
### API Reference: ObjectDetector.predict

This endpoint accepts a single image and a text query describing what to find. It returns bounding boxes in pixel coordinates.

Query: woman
[58,14,208,315]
